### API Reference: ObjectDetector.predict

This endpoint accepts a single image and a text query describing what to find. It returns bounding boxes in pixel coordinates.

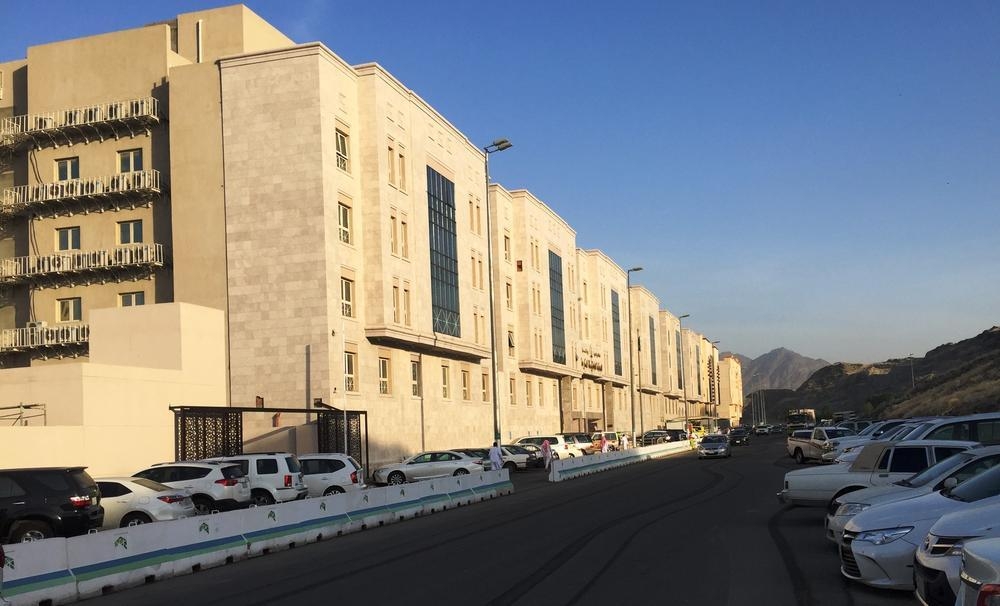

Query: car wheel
[568,453,576,458]
[251,489,276,506]
[10,520,53,542]
[120,512,153,527]
[453,468,469,476]
[192,495,214,514]
[793,449,805,464]
[324,486,346,496]
[503,462,517,473]
[551,453,560,460]
[387,471,406,485]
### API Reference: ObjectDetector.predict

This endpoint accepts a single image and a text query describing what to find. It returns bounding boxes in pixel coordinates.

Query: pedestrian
[489,441,504,473]
[541,439,552,470]
[621,433,630,450]
[600,433,609,453]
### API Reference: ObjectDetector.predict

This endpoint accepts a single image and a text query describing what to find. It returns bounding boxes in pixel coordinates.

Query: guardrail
[0,97,159,138]
[0,324,89,351]
[0,470,513,605]
[0,243,164,283]
[547,440,692,482]
[2,170,161,214]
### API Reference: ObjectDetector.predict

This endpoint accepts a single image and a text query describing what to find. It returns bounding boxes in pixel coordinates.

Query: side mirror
[943,477,958,490]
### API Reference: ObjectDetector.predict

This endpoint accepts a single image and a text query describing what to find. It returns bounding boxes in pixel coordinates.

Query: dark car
[729,428,751,445]
[0,467,103,544]
[640,430,670,446]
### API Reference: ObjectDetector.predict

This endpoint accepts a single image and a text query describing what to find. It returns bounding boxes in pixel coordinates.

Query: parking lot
[84,433,918,606]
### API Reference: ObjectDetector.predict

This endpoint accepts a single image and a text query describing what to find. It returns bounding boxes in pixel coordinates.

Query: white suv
[298,453,365,497]
[132,461,251,513]
[514,435,585,459]
[204,453,307,506]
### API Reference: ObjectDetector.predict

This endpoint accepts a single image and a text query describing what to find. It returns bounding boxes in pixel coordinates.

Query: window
[927,422,973,442]
[461,370,471,400]
[397,152,406,191]
[503,235,511,261]
[411,360,421,396]
[402,288,411,326]
[482,373,489,402]
[427,167,461,337]
[118,220,143,245]
[58,297,82,322]
[56,157,79,181]
[889,447,928,473]
[507,331,515,356]
[379,357,391,395]
[344,352,357,392]
[256,459,278,475]
[649,316,658,385]
[509,377,516,404]
[335,129,350,171]
[387,142,397,185]
[538,382,544,407]
[338,203,352,244]
[400,220,409,258]
[120,291,145,307]
[392,286,400,323]
[475,202,482,235]
[56,226,80,251]
[341,277,354,317]
[390,214,398,254]
[549,251,566,364]
[526,379,533,406]
[611,290,623,375]
[441,365,450,399]
[118,149,143,173]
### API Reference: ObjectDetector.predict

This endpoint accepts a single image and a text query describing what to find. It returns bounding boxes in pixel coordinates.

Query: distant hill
[729,348,830,393]
[759,327,1000,422]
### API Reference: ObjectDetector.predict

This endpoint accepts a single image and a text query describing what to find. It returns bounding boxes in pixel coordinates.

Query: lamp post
[711,340,720,428]
[483,138,512,442]
[678,313,690,434]
[626,267,642,442]
[908,353,916,390]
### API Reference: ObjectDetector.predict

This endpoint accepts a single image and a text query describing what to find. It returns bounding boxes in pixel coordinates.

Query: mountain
[729,348,830,393]
[766,327,1000,422]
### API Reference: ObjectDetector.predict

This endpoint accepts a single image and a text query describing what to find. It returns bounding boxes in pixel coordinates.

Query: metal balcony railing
[0,323,89,352]
[0,243,164,284]
[1,170,161,215]
[0,97,160,150]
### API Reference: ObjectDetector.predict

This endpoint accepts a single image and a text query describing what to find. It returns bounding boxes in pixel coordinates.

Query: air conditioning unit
[26,321,48,329]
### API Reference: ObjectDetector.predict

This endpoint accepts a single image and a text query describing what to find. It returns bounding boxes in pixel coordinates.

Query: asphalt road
[86,435,918,606]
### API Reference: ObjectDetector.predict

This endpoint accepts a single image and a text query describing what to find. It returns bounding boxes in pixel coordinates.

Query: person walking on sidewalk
[489,441,504,472]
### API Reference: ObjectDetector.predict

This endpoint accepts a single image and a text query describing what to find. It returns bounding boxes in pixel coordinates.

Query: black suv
[0,467,104,544]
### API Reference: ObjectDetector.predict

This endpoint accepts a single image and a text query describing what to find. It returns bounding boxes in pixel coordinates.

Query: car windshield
[947,463,1000,502]
[285,456,301,473]
[504,445,530,455]
[221,465,245,479]
[131,477,172,491]
[702,436,726,444]
[825,429,855,439]
[897,451,974,487]
[857,423,882,437]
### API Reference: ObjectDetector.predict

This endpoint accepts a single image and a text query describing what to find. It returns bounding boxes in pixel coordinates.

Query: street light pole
[483,138,512,442]
[678,314,690,435]
[711,340,720,428]
[626,267,642,443]
[908,353,916,390]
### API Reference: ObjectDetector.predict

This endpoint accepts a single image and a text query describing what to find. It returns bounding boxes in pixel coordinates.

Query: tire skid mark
[767,506,814,606]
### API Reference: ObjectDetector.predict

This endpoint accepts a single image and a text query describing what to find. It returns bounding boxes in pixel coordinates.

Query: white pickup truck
[776,439,979,507]
[786,426,857,464]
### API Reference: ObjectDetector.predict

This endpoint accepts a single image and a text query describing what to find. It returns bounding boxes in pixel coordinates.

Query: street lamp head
[485,138,513,153]
[627,266,643,273]
[679,314,690,320]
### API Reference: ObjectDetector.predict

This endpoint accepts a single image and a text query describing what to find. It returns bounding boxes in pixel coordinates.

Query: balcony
[2,170,161,217]
[0,97,160,151]
[0,323,89,355]
[0,243,165,286]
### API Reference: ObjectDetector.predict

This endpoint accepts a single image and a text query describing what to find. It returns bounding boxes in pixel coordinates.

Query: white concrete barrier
[1,538,75,605]
[0,471,513,606]
[548,441,691,482]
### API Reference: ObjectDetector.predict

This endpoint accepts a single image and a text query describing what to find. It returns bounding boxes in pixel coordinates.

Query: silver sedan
[698,435,732,459]
[372,450,485,485]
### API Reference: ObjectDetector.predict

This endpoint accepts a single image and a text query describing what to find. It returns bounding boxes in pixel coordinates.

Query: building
[1,5,729,473]
[718,355,744,428]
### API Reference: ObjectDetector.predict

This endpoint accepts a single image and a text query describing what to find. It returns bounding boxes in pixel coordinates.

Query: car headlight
[856,527,913,545]
[835,503,870,517]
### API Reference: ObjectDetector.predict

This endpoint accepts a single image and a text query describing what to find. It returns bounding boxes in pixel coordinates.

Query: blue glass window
[611,290,622,375]
[427,167,461,337]
[548,251,565,364]
[649,316,657,385]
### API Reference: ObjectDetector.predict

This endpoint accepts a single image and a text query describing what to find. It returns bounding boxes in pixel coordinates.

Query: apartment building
[719,355,744,428]
[0,5,740,471]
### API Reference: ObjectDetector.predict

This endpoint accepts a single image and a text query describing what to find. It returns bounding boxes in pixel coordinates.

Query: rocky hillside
[762,327,1000,421]
[731,348,830,392]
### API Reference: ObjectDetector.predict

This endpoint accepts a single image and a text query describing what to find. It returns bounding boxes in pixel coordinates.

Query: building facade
[0,5,740,471]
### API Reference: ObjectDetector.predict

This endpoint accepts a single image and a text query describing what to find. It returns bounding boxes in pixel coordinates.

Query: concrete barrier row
[548,441,691,481]
[1,470,513,605]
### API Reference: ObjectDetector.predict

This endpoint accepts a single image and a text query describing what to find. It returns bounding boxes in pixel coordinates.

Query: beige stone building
[1,4,737,472]
[719,355,744,427]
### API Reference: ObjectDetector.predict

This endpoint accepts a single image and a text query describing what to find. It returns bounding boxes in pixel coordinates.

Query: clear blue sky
[3,1,998,363]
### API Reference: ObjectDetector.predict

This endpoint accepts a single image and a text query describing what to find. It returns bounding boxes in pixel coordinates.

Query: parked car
[372,450,485,485]
[559,433,596,455]
[514,435,585,459]
[777,440,977,507]
[822,422,924,463]
[590,431,620,452]
[298,453,364,497]
[755,425,773,435]
[899,413,1000,446]
[0,467,103,544]
[840,462,1000,591]
[662,429,689,442]
[133,461,251,513]
[698,434,731,459]
[786,426,856,464]
[203,453,307,506]
[915,500,1000,606]
[96,477,195,529]
[499,445,538,470]
[837,420,873,434]
[511,443,545,468]
[955,537,1000,606]
[639,430,669,446]
[728,428,751,446]
[826,445,1000,543]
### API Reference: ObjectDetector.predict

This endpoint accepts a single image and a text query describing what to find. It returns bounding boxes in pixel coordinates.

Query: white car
[778,440,976,507]
[840,463,1000,591]
[955,537,1000,606]
[915,500,1000,604]
[203,453,308,505]
[133,461,251,513]
[513,435,586,459]
[372,450,485,485]
[298,453,365,497]
[822,421,921,463]
[826,446,1000,543]
[96,477,196,529]
[500,444,539,470]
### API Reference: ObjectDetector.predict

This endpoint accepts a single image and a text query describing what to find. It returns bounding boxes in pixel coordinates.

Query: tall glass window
[676,329,684,389]
[648,316,657,385]
[427,167,461,336]
[548,251,566,364]
[611,290,622,375]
